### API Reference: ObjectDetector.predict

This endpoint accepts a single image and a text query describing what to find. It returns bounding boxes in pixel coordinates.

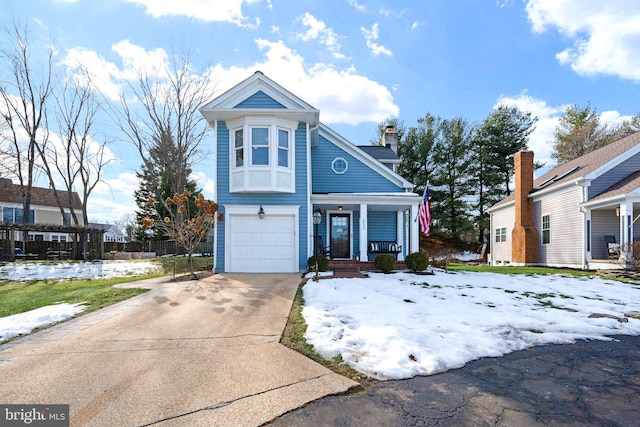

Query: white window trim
[542,214,551,245]
[331,157,348,174]
[227,116,298,193]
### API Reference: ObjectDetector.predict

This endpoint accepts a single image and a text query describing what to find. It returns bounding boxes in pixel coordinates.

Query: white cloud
[207,38,398,125]
[62,40,168,100]
[495,92,563,168]
[361,23,392,56]
[271,25,279,33]
[125,0,260,27]
[297,13,347,60]
[525,0,640,81]
[495,92,633,170]
[347,0,366,12]
[411,21,421,31]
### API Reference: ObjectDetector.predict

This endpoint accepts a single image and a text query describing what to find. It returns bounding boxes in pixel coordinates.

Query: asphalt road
[270,335,640,426]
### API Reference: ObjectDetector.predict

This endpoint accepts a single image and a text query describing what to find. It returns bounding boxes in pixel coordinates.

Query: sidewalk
[0,274,357,426]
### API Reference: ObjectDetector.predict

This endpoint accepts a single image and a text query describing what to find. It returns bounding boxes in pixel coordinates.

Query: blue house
[199,71,421,273]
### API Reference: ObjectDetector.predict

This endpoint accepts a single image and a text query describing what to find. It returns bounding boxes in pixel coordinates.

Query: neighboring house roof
[357,145,400,163]
[88,223,125,235]
[490,131,640,210]
[0,178,83,210]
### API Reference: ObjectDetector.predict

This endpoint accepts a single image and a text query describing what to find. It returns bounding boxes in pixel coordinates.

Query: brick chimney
[383,125,398,154]
[511,149,538,264]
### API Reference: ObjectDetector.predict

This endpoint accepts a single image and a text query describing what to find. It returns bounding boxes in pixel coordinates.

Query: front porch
[311,192,421,263]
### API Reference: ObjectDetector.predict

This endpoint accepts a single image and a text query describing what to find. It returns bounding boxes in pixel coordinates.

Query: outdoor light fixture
[338,205,343,211]
[313,210,322,281]
[258,205,265,219]
[616,207,621,217]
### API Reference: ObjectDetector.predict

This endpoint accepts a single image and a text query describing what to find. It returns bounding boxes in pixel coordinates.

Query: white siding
[490,205,514,264]
[534,187,583,267]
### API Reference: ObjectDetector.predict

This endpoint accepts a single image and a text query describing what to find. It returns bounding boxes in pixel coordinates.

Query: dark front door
[330,214,350,259]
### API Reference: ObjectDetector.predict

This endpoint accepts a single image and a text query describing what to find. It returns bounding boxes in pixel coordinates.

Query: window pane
[251,128,269,166]
[235,129,243,148]
[278,149,288,167]
[14,208,23,223]
[235,148,244,167]
[3,208,13,223]
[251,127,269,146]
[278,129,289,148]
[252,147,269,165]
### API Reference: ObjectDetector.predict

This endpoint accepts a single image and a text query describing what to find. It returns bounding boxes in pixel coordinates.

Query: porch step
[329,260,407,272]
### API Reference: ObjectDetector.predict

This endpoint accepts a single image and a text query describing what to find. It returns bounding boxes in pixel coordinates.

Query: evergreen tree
[397,113,440,191]
[470,106,537,242]
[134,130,201,241]
[430,117,474,241]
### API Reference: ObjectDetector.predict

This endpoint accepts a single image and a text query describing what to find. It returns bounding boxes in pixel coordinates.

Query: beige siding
[590,209,619,259]
[534,187,583,267]
[490,205,514,264]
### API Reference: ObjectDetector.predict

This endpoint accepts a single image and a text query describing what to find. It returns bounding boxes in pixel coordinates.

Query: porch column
[396,210,405,261]
[359,204,368,262]
[620,201,633,257]
[410,203,419,254]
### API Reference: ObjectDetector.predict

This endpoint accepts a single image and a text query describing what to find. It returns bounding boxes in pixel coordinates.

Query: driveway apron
[0,274,357,426]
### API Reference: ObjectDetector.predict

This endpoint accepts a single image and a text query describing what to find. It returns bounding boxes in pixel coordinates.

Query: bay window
[228,116,297,193]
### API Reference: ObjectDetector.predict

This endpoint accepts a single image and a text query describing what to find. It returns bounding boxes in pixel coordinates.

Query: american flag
[418,185,431,237]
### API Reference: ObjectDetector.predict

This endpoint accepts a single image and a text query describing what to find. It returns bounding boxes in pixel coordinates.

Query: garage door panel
[228,214,296,273]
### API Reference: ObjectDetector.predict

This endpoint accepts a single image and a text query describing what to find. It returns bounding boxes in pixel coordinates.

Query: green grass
[0,276,154,318]
[280,283,369,390]
[446,263,597,278]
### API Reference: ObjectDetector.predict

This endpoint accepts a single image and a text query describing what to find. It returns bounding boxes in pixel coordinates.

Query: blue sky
[2,0,640,222]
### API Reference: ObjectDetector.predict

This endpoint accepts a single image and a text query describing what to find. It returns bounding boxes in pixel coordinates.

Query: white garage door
[228,214,297,272]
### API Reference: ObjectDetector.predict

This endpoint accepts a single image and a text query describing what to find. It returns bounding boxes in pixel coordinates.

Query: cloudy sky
[2,0,640,222]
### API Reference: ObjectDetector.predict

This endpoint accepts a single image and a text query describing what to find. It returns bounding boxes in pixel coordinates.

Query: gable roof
[357,145,400,163]
[319,124,414,190]
[0,178,83,210]
[490,131,640,210]
[199,71,320,126]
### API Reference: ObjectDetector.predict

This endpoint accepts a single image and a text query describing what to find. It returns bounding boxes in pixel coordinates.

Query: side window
[278,128,289,167]
[234,129,244,167]
[495,227,507,243]
[542,214,550,244]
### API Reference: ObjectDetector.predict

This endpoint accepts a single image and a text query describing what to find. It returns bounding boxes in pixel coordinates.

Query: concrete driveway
[0,274,357,426]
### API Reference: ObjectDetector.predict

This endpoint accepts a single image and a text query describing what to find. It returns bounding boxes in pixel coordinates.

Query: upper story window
[332,157,348,174]
[227,116,298,193]
[234,129,244,167]
[278,129,289,167]
[251,127,269,165]
[2,207,35,224]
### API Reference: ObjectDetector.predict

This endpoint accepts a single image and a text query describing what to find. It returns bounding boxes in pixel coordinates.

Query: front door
[330,213,350,259]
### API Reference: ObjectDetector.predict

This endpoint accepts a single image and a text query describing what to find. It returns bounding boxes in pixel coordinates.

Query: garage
[226,211,297,273]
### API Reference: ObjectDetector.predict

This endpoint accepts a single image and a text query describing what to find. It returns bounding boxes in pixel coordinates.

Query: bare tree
[117,51,212,199]
[0,20,53,234]
[45,68,111,227]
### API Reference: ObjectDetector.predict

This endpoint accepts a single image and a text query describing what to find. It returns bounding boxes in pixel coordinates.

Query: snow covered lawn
[0,260,160,281]
[302,270,640,380]
[0,303,86,341]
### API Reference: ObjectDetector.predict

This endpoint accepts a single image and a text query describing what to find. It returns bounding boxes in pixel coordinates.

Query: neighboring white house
[487,131,640,270]
[0,178,84,242]
[88,223,127,243]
